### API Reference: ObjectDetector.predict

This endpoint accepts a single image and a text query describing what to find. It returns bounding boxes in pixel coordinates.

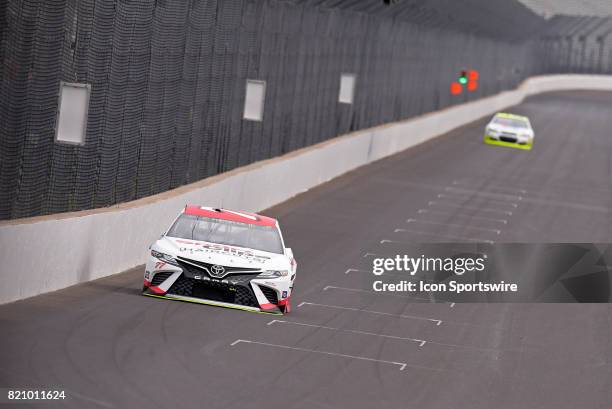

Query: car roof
[182,205,278,227]
[494,112,529,121]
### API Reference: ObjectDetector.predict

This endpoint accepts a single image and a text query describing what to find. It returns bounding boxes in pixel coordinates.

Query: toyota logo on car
[209,264,225,278]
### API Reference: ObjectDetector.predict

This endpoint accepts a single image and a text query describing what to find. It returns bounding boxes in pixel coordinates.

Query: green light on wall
[458,70,468,85]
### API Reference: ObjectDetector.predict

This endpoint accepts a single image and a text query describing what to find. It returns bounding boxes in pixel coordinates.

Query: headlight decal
[151,249,179,266]
[258,270,289,278]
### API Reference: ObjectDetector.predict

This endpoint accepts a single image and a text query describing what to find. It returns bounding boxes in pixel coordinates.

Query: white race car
[143,205,296,314]
[484,112,534,149]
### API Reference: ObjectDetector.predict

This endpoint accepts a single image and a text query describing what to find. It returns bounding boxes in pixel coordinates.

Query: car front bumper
[143,257,293,314]
[484,134,533,150]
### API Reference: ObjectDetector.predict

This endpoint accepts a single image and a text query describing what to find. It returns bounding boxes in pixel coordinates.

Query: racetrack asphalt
[1,91,611,409]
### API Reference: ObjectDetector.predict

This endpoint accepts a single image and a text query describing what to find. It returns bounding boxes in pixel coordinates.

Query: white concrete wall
[2,74,612,304]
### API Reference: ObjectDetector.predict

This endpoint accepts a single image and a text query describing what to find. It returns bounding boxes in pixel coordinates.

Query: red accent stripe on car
[259,303,277,310]
[183,206,277,227]
[149,286,166,294]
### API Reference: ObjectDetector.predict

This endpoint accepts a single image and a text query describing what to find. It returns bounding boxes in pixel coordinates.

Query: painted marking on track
[323,285,445,303]
[304,297,506,335]
[270,322,513,353]
[267,319,427,346]
[404,219,502,234]
[297,302,443,325]
[428,201,513,216]
[382,234,495,245]
[437,193,519,208]
[345,268,369,274]
[445,186,524,201]
[417,209,508,224]
[362,252,381,258]
[230,339,408,371]
[451,180,528,195]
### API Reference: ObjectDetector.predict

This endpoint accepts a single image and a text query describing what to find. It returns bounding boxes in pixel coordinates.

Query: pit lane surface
[1,91,612,409]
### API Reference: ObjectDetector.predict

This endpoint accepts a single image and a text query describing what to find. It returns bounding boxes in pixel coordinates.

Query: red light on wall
[468,70,479,81]
[467,81,478,91]
[450,82,462,95]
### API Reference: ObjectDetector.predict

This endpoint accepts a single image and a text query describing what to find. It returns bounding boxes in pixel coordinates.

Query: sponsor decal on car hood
[158,236,288,270]
[489,124,517,133]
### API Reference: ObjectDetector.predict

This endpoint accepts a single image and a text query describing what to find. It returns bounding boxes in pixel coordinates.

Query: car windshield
[167,214,284,254]
[493,116,529,129]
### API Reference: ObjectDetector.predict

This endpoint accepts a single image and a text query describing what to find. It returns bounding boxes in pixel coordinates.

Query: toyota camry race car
[484,112,534,150]
[143,206,296,314]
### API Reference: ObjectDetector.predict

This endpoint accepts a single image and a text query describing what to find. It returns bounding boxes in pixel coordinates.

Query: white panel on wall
[339,73,356,104]
[244,80,266,121]
[55,82,91,145]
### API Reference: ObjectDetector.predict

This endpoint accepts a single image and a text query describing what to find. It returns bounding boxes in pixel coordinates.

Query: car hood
[154,236,290,271]
[488,124,531,134]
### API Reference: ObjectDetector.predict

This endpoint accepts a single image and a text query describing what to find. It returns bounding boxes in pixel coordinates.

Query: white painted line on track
[451,180,528,195]
[382,234,495,245]
[323,285,443,303]
[267,319,428,346]
[265,320,505,353]
[297,302,443,325]
[267,320,427,347]
[404,219,502,234]
[230,339,409,371]
[345,268,369,274]
[436,193,519,208]
[362,252,381,258]
[428,201,513,216]
[237,332,501,355]
[445,187,524,201]
[417,209,508,224]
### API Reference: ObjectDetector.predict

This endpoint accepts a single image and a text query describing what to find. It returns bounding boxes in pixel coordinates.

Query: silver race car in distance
[484,112,534,150]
